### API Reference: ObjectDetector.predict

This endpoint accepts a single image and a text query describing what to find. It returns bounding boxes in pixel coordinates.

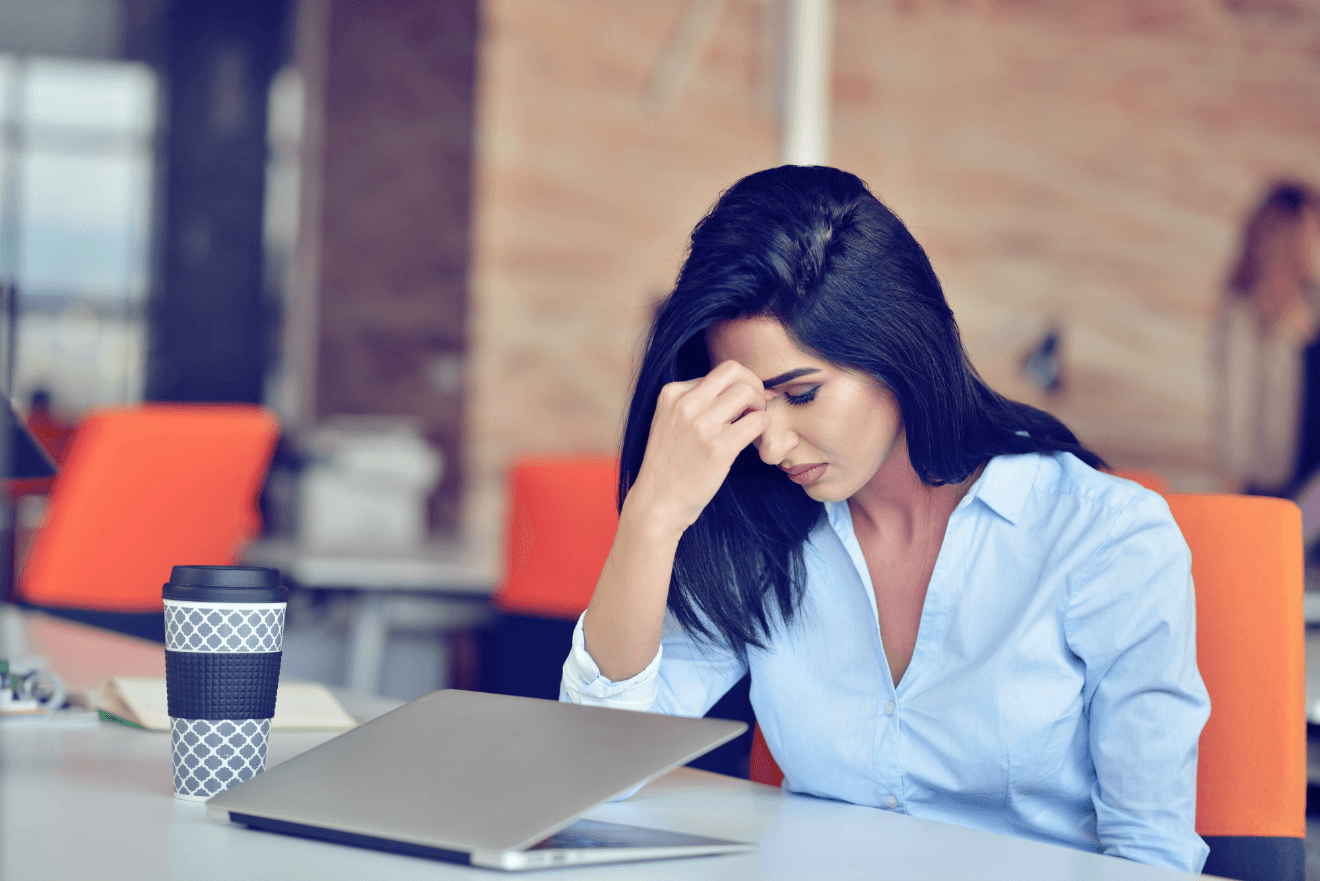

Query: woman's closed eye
[783,387,819,406]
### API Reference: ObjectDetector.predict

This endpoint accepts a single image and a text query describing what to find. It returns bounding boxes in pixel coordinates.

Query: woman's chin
[801,478,849,503]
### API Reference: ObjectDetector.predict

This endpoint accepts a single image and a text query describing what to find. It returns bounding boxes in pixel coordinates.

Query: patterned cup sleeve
[171,718,271,802]
[164,603,285,653]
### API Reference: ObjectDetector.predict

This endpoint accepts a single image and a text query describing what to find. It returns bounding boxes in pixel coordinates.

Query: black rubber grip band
[165,650,283,720]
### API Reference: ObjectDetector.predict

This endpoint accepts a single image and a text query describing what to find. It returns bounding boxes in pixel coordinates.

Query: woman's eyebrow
[763,368,821,388]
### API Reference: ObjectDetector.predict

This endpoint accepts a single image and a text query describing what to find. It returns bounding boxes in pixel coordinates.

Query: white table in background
[242,539,497,693]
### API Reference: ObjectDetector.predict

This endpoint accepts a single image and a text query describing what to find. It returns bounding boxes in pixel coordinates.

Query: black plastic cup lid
[162,565,288,603]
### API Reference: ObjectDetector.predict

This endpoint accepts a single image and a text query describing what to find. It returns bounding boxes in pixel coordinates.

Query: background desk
[3,609,1217,881]
[242,539,496,693]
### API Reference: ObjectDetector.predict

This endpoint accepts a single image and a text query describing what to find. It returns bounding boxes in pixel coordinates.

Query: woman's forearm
[581,489,685,682]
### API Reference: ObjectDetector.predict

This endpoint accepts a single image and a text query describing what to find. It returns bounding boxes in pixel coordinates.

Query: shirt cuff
[560,612,661,711]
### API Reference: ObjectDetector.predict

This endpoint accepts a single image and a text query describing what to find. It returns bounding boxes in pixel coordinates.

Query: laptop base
[227,812,751,872]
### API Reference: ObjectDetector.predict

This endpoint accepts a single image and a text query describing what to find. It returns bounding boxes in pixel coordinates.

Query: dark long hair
[621,166,1104,655]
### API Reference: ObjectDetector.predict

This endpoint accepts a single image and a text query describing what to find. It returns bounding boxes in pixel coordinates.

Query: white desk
[3,609,1218,881]
[1,727,1214,881]
[241,539,497,693]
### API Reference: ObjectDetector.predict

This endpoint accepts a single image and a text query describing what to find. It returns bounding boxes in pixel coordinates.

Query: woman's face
[705,316,905,503]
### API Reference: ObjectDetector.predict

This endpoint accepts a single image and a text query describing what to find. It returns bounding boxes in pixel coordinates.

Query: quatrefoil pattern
[171,717,270,801]
[164,604,285,653]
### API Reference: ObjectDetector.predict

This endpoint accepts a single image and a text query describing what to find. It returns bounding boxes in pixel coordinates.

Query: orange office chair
[1109,467,1171,495]
[490,455,620,619]
[1168,493,1305,881]
[750,493,1305,881]
[17,404,279,639]
[478,455,620,700]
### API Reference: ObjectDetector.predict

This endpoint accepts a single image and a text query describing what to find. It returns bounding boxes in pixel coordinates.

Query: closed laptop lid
[206,689,747,854]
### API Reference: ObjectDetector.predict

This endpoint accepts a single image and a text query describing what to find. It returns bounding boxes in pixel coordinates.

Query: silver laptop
[206,689,753,871]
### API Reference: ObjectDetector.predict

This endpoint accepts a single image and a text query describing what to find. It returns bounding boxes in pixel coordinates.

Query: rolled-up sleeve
[560,612,663,711]
[560,611,748,719]
[1064,492,1211,873]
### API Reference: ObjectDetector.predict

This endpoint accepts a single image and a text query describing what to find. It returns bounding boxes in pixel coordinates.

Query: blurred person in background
[1213,181,1320,496]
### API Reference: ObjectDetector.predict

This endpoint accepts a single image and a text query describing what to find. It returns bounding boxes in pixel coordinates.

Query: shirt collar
[958,453,1039,525]
[823,453,1040,534]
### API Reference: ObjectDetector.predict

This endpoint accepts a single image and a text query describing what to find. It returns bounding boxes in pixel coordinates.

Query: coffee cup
[162,565,287,801]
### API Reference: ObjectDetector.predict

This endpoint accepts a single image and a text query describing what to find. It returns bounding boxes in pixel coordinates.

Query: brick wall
[314,0,477,533]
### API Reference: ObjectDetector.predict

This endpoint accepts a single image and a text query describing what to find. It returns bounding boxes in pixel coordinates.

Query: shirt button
[884,701,895,715]
[885,795,898,808]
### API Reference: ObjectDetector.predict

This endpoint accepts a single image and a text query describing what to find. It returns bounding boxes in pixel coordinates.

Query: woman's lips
[785,463,827,486]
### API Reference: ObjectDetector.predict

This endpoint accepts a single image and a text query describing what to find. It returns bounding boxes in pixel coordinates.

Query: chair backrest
[490,456,619,620]
[1166,493,1305,847]
[1109,467,1171,495]
[18,404,279,613]
[750,493,1307,863]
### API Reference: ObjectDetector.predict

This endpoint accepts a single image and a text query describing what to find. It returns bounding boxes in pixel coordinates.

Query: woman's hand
[629,360,772,538]
[582,361,770,681]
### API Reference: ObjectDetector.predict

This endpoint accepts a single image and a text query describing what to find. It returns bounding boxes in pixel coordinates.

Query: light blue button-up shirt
[562,452,1211,873]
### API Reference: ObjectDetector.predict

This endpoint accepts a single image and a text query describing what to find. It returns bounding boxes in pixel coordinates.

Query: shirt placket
[831,496,971,814]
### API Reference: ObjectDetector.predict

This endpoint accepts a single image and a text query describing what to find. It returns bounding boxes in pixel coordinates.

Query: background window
[0,54,157,416]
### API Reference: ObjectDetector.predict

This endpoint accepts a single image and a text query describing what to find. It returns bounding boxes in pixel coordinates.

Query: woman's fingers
[636,360,770,530]
[663,363,766,449]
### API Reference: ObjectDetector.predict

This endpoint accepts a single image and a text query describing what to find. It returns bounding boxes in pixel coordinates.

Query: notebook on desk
[206,689,753,871]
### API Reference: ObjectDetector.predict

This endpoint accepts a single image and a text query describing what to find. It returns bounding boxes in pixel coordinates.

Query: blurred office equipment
[1020,325,1064,394]
[243,419,477,697]
[22,389,75,463]
[0,392,58,607]
[298,418,443,552]
[241,534,494,696]
[15,404,278,641]
[7,388,78,503]
[0,396,56,482]
[749,492,1305,880]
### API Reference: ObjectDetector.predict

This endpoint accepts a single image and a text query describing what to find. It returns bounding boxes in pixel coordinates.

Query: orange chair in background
[1168,493,1305,881]
[17,405,279,633]
[749,724,784,788]
[751,493,1305,881]
[1109,467,1171,495]
[478,455,620,701]
[490,456,620,619]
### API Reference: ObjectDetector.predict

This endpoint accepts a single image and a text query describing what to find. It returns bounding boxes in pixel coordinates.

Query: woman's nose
[755,407,797,466]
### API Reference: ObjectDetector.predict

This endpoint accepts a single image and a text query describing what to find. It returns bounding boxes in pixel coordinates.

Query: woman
[1214,181,1320,496]
[561,166,1209,873]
